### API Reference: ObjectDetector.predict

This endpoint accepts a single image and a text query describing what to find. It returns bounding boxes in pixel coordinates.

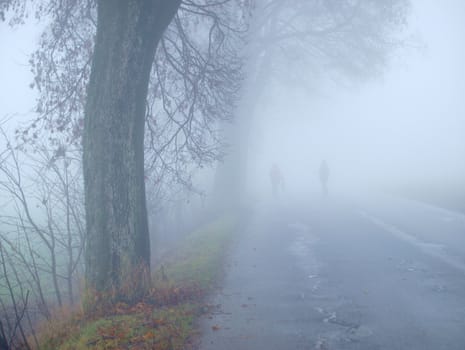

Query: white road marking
[359,210,465,274]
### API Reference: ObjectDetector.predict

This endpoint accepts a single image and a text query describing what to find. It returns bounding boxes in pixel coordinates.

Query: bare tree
[212,0,411,208]
[7,0,245,195]
[0,243,34,350]
[0,129,84,324]
[1,0,247,298]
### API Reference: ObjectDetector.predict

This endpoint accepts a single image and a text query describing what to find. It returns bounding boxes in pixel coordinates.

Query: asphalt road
[199,194,465,350]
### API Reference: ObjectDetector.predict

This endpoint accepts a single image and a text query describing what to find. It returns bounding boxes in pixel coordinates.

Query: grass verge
[36,215,237,350]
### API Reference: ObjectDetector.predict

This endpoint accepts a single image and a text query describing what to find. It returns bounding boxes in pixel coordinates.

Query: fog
[0,21,38,123]
[1,1,464,199]
[246,0,465,199]
[2,1,465,348]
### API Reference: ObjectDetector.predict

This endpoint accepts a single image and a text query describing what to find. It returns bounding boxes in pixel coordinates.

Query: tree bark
[83,0,180,296]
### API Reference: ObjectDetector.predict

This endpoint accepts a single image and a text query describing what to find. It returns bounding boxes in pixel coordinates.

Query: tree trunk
[212,50,273,210]
[83,0,180,297]
[211,6,276,211]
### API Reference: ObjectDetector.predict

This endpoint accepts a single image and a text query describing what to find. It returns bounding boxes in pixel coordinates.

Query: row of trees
[213,0,410,208]
[0,0,410,347]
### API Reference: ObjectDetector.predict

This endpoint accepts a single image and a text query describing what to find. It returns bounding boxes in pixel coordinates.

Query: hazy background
[246,0,465,197]
[1,0,464,198]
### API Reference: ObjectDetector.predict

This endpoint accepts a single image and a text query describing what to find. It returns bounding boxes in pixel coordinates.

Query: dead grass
[34,215,237,350]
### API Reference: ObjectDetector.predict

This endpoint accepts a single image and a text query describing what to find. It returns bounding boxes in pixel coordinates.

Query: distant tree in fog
[213,0,411,209]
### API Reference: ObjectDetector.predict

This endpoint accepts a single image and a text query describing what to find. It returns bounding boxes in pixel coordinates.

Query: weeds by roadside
[35,215,237,350]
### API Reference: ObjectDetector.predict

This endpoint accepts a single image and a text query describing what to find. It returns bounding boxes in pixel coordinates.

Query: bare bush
[0,130,84,344]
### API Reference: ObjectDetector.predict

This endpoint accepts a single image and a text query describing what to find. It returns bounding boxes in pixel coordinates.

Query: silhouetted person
[319,160,329,196]
[269,163,284,198]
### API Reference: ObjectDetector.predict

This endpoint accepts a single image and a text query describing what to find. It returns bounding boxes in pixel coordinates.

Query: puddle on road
[287,221,377,349]
[289,237,312,258]
[312,300,376,349]
[313,323,374,350]
[287,222,321,291]
[396,258,428,273]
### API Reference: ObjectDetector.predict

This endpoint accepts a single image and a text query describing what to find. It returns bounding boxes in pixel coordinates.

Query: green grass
[37,214,237,350]
[154,215,236,289]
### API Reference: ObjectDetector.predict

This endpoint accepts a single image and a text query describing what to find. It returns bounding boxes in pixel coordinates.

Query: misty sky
[249,0,465,192]
[1,0,464,192]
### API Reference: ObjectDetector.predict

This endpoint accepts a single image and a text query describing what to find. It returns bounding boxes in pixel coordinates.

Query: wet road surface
[199,195,465,350]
